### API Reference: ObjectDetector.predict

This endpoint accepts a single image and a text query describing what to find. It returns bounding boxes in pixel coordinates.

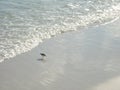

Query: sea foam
[0,0,120,63]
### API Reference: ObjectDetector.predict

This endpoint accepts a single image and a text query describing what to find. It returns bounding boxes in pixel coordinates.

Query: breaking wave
[0,0,120,62]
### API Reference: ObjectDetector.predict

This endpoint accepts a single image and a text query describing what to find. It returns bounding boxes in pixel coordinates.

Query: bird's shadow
[37,58,46,62]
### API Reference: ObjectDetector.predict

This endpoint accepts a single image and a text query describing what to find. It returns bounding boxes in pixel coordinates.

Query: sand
[0,19,120,90]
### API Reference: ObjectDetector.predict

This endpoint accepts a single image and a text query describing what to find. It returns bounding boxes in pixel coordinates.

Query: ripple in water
[0,0,120,62]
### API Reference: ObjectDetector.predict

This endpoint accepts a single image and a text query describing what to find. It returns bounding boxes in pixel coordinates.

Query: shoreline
[1,19,120,90]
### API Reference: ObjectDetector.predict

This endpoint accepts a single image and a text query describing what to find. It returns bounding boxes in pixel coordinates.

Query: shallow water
[0,0,120,62]
[0,19,120,90]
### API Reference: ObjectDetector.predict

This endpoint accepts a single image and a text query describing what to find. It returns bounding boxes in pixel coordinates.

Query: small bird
[40,53,46,60]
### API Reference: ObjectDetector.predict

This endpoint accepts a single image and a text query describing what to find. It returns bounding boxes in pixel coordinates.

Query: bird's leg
[41,56,45,60]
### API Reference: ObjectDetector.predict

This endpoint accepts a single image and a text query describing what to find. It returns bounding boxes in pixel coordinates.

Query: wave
[0,0,120,63]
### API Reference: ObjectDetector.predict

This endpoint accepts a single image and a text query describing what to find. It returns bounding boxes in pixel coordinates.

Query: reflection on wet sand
[0,19,120,90]
[92,76,120,90]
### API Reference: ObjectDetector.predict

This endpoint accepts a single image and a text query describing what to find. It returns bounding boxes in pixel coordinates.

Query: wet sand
[0,19,120,90]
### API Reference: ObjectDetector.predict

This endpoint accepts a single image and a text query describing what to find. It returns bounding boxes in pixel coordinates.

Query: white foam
[0,0,120,63]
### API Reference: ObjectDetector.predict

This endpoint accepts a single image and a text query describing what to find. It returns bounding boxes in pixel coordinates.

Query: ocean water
[0,0,120,63]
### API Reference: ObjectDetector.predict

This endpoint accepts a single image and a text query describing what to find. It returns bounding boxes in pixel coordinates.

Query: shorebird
[40,53,46,60]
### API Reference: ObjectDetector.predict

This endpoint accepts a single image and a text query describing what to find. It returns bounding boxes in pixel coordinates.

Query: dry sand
[0,19,120,90]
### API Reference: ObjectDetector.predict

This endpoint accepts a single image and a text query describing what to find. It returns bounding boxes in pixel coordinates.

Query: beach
[0,19,120,90]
